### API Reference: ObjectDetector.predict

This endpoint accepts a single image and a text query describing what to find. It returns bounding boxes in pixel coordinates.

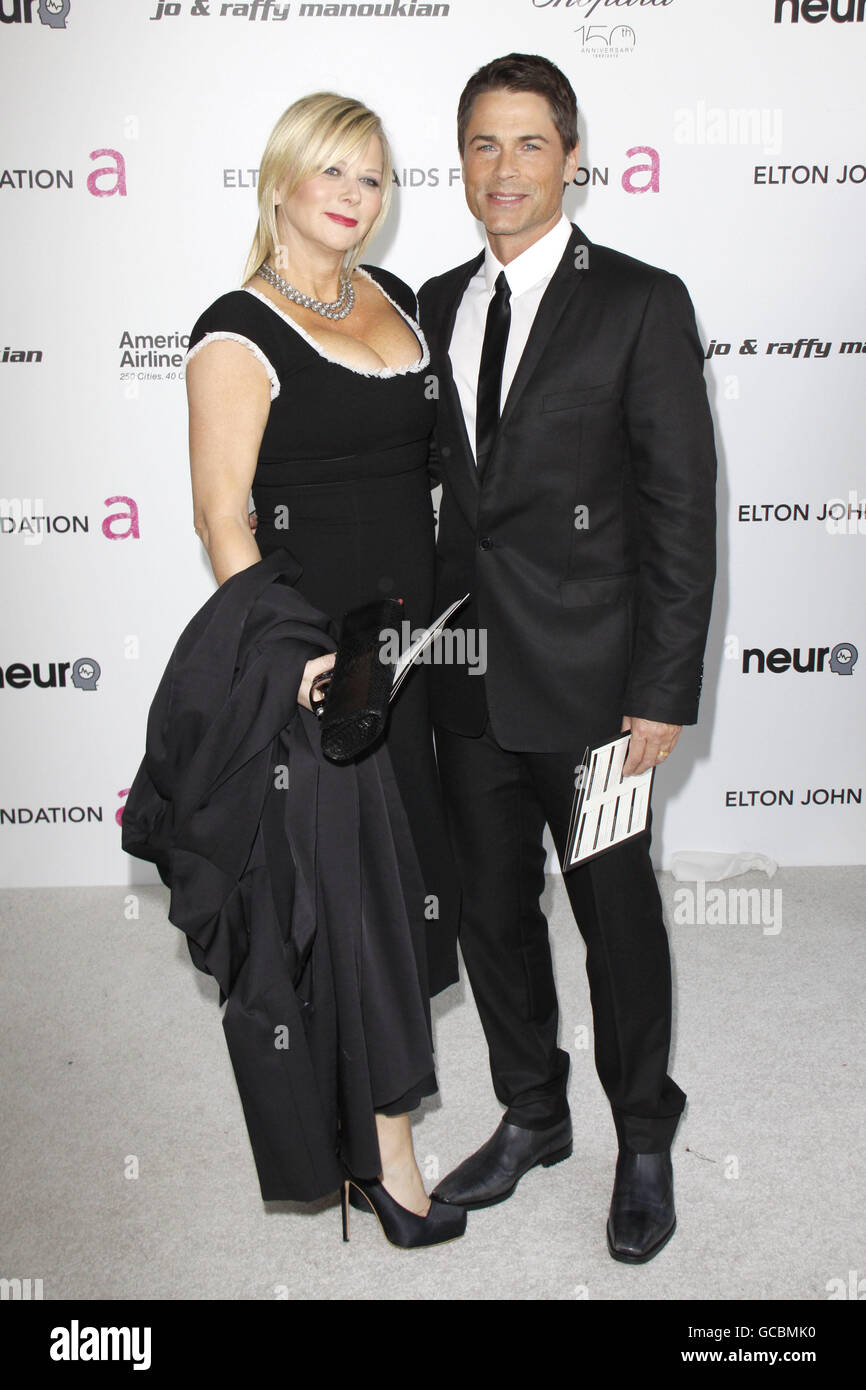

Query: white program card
[563,732,654,870]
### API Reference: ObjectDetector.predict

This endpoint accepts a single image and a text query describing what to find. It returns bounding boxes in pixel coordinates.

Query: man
[417,54,717,1263]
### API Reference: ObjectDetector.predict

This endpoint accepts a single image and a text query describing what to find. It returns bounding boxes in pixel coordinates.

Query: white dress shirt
[449,213,573,463]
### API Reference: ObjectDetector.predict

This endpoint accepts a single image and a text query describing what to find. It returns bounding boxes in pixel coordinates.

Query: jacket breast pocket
[558,572,637,608]
[543,382,617,412]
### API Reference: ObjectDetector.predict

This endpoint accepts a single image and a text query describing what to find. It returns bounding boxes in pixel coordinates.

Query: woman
[183,93,463,1247]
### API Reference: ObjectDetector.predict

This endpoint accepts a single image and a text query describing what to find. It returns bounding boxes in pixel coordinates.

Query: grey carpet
[0,867,862,1300]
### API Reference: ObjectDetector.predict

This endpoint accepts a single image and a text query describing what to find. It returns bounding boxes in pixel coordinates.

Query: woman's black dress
[186,265,459,1119]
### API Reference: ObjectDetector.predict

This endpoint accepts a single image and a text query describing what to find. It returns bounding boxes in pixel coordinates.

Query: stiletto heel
[341,1180,350,1242]
[341,1174,467,1249]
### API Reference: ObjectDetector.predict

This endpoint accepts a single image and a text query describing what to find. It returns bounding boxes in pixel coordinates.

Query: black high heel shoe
[341,1175,467,1249]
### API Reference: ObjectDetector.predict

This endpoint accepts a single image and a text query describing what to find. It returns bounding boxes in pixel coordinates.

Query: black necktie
[475,271,511,476]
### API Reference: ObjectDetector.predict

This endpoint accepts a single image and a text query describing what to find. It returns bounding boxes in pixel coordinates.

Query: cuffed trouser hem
[612,1096,686,1153]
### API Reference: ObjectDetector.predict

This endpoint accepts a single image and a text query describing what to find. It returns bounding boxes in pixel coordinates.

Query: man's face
[460,89,580,260]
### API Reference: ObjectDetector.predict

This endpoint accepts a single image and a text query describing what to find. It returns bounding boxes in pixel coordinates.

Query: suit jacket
[121,550,437,1201]
[418,222,717,750]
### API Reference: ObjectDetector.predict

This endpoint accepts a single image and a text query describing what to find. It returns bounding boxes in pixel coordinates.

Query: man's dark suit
[418,222,716,1151]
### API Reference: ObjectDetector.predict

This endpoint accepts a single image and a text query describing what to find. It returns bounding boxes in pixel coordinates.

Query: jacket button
[440,445,451,458]
[479,536,493,550]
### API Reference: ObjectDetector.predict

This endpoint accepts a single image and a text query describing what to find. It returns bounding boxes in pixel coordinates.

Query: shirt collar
[483,213,573,298]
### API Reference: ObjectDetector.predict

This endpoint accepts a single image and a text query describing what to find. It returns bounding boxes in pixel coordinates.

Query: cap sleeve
[186,291,281,401]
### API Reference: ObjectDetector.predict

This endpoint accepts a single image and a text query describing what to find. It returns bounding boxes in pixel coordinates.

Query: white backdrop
[1,0,864,887]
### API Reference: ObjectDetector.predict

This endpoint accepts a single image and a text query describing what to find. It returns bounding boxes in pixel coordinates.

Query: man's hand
[621,716,682,776]
[248,509,258,533]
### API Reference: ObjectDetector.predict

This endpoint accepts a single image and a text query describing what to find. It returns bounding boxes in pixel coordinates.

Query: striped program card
[563,733,654,870]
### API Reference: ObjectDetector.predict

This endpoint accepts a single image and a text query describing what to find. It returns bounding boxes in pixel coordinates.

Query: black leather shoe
[606,1149,676,1263]
[432,1116,573,1210]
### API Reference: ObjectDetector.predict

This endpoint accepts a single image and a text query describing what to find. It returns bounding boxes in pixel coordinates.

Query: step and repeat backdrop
[1,0,863,887]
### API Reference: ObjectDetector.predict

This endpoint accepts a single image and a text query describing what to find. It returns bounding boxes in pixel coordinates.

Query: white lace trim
[184,331,280,400]
[242,267,430,379]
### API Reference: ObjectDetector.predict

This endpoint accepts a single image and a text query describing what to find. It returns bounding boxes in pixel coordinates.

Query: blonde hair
[241,92,393,285]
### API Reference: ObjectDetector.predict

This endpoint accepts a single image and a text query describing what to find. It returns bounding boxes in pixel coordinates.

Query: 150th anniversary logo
[530,0,675,59]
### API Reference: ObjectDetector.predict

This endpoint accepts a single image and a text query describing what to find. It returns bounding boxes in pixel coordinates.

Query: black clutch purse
[310,598,403,764]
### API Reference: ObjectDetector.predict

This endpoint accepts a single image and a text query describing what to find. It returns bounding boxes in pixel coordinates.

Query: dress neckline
[242,267,430,379]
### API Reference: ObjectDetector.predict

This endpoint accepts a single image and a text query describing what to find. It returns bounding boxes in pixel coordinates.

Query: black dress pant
[434,720,685,1153]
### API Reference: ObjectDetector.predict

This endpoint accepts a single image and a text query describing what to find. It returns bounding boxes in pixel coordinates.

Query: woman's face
[274,135,384,261]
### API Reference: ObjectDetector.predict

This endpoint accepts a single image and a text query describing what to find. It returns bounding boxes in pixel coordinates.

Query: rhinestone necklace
[256,261,355,320]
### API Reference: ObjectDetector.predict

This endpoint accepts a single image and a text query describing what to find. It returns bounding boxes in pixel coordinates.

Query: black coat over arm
[122,550,441,1201]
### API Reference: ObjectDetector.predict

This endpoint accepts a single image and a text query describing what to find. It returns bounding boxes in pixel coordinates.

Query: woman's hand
[297,651,337,711]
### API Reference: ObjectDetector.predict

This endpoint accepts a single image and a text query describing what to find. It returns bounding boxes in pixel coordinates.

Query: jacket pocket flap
[558,572,636,607]
[543,382,617,411]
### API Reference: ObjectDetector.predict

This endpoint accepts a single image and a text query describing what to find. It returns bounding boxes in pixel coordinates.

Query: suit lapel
[432,223,590,503]
[495,223,589,443]
[438,251,484,497]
